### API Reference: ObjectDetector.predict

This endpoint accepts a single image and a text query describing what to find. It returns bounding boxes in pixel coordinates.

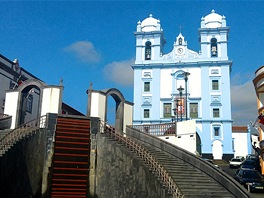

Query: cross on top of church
[179,25,183,33]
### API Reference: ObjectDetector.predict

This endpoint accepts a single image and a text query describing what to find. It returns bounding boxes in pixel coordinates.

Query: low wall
[0,113,57,198]
[94,133,171,198]
[0,129,48,197]
[126,126,250,198]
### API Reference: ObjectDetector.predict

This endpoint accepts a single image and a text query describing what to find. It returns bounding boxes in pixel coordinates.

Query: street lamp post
[176,99,179,121]
[177,86,184,121]
[173,98,180,137]
[173,107,177,136]
[184,72,190,121]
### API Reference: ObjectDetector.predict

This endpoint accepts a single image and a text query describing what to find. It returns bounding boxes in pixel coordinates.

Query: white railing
[131,122,176,136]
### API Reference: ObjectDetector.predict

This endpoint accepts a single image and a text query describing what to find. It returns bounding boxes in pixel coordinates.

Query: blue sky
[0,1,263,125]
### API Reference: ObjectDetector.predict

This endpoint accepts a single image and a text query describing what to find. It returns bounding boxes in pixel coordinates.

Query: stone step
[181,186,229,192]
[182,189,229,195]
[117,137,238,197]
[161,163,191,168]
[0,129,11,140]
[171,176,212,183]
[177,181,223,189]
[137,141,235,197]
[169,173,207,178]
[165,168,193,172]
[186,196,233,198]
[182,191,233,198]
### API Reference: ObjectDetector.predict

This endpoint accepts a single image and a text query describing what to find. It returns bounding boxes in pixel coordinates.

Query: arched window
[211,38,217,57]
[145,41,151,60]
[179,38,182,45]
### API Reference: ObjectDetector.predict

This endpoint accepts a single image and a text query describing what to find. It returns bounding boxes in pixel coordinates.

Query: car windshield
[231,159,241,162]
[243,171,262,179]
[242,164,255,169]
[243,161,255,165]
[242,161,255,167]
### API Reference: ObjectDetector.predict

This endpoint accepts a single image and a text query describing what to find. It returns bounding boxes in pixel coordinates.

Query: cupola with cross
[174,33,187,56]
[199,10,229,59]
[134,14,166,63]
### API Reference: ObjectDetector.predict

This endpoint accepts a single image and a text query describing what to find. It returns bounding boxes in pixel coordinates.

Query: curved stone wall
[0,129,49,197]
[126,126,250,198]
[95,133,171,198]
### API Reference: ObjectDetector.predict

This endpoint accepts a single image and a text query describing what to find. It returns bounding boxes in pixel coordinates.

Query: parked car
[246,154,258,161]
[229,157,244,168]
[234,169,264,192]
[245,154,261,172]
[236,156,245,161]
[240,160,257,170]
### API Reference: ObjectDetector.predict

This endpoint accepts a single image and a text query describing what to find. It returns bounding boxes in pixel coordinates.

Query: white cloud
[103,59,134,86]
[64,41,100,63]
[231,79,257,126]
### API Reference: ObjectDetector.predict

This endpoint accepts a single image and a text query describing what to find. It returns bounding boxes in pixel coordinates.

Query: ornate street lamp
[172,98,181,137]
[176,99,180,121]
[172,107,177,136]
[177,86,184,121]
[184,72,190,121]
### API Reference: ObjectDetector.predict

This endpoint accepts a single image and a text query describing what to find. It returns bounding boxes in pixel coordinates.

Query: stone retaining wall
[0,129,48,197]
[94,133,171,198]
[0,113,57,198]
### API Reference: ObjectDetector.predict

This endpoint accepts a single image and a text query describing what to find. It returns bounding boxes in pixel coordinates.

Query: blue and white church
[131,10,233,160]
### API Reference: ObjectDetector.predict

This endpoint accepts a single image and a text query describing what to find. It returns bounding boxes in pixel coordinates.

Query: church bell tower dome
[203,9,225,28]
[140,14,161,32]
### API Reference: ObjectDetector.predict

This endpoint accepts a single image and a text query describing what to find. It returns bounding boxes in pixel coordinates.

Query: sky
[0,0,263,126]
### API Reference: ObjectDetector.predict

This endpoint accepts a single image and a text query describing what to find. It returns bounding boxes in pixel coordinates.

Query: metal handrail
[0,115,47,156]
[100,121,184,198]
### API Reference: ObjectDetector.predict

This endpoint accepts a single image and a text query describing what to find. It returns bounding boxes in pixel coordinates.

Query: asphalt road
[219,164,264,198]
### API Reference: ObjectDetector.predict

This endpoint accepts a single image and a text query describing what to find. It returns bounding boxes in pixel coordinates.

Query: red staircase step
[50,116,90,198]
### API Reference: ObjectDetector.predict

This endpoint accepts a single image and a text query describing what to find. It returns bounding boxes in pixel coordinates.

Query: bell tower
[199,10,229,59]
[134,14,166,63]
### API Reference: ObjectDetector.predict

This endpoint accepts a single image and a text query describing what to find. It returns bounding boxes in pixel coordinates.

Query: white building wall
[159,120,196,154]
[4,91,19,129]
[233,132,249,158]
[160,67,203,103]
[41,87,61,116]
[90,92,106,122]
[90,92,100,117]
[123,102,133,133]
[160,69,172,98]
[188,68,202,98]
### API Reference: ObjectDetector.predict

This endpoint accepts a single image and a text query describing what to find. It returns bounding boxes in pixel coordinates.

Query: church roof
[204,9,225,28]
[140,14,161,32]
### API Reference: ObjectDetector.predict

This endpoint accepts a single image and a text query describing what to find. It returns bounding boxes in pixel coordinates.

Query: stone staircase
[138,143,236,198]
[0,129,12,140]
[0,115,47,157]
[0,130,12,155]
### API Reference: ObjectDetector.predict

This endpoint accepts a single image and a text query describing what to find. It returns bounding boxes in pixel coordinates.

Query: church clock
[176,47,184,55]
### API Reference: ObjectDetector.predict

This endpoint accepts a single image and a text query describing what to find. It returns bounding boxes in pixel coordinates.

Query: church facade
[132,10,233,160]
